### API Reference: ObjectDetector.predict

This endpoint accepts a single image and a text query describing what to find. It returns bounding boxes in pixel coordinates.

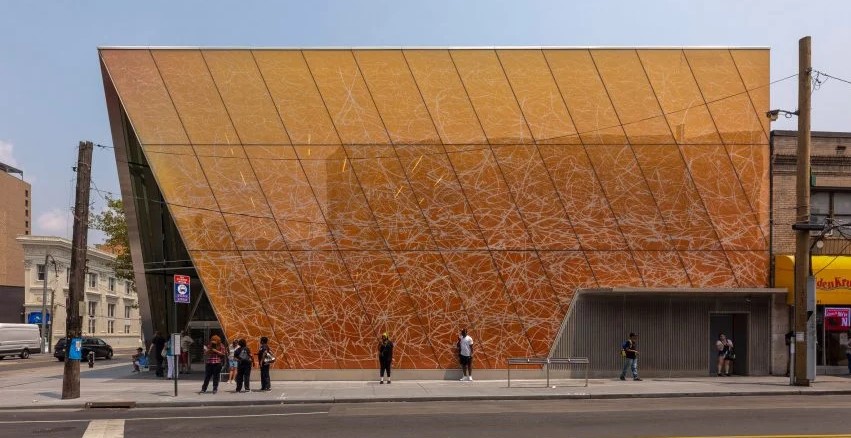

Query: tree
[90,196,134,282]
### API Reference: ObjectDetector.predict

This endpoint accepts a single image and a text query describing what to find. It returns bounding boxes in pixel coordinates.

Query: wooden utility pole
[793,36,812,386]
[61,141,93,399]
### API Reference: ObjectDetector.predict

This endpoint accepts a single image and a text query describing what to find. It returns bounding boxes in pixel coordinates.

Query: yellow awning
[775,255,851,305]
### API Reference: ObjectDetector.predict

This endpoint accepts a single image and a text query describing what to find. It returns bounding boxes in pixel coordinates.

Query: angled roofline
[97,45,771,51]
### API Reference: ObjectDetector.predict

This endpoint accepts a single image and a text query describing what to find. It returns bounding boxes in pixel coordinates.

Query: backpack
[238,347,251,363]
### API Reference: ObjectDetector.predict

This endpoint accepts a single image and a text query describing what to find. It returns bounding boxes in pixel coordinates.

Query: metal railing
[507,357,589,388]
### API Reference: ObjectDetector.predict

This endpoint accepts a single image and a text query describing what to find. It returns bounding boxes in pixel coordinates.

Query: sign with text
[824,307,851,332]
[173,274,191,304]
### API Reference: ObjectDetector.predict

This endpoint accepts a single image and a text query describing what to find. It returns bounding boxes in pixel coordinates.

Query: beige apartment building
[0,162,30,322]
[17,235,142,350]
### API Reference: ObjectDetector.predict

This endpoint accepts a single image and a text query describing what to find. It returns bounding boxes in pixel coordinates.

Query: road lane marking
[83,419,124,438]
[0,411,328,424]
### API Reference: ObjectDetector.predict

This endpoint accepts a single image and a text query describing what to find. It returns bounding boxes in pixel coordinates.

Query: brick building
[0,162,31,322]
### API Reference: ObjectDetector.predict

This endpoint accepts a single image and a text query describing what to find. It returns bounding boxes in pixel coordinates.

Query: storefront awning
[775,255,851,305]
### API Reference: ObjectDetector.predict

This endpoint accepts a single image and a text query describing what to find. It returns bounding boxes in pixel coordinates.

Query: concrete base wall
[266,368,550,381]
[770,296,791,375]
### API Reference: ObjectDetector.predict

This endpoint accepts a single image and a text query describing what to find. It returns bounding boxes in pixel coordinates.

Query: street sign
[173,274,190,304]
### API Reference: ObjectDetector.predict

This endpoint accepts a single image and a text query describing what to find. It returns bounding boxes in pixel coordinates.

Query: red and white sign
[824,307,851,332]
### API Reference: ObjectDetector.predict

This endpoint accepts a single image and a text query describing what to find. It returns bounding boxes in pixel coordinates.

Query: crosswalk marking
[82,419,124,438]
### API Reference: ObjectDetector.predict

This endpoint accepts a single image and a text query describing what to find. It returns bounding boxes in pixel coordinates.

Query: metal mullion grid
[587,49,693,287]
[634,50,738,286]
[727,49,772,149]
[149,49,284,350]
[492,48,599,307]
[681,50,770,253]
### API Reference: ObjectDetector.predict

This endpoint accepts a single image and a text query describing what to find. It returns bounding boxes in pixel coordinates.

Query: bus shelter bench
[506,357,589,388]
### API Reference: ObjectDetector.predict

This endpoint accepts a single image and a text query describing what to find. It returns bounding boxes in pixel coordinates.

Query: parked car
[54,337,114,361]
[0,323,42,359]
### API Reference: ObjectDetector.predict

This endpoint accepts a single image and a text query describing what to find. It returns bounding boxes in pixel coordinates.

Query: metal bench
[507,357,589,388]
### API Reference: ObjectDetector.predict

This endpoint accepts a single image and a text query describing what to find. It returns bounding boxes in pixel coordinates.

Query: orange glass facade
[101,48,770,370]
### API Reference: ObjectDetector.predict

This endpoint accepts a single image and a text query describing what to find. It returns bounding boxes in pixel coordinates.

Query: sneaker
[633,378,642,381]
[467,376,473,381]
[199,390,207,394]
[460,376,466,381]
[387,380,391,384]
[380,380,384,384]
[619,376,625,381]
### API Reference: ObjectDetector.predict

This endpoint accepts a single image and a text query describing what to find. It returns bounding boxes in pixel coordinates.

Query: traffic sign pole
[172,274,191,397]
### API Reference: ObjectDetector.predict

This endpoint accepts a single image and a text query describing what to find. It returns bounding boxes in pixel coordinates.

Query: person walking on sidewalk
[226,339,238,384]
[200,335,226,394]
[458,329,474,381]
[378,333,394,384]
[619,332,641,381]
[179,331,194,374]
[150,331,166,377]
[164,336,175,380]
[257,336,275,391]
[233,339,253,393]
[716,333,734,376]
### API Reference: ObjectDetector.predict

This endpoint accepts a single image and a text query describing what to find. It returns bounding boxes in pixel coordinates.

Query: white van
[0,323,42,359]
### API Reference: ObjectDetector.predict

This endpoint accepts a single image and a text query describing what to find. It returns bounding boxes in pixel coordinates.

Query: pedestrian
[131,347,143,373]
[200,335,226,394]
[715,333,734,376]
[164,336,175,379]
[226,339,238,384]
[846,334,851,375]
[378,333,394,384]
[458,328,474,381]
[180,331,194,374]
[150,331,166,377]
[233,339,253,393]
[257,336,275,391]
[785,330,794,377]
[619,332,641,381]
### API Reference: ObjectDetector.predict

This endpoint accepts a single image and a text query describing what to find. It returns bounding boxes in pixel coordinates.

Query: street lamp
[40,254,58,353]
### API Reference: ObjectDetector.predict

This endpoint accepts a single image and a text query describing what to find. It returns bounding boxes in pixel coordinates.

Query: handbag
[264,350,276,365]
[726,348,736,360]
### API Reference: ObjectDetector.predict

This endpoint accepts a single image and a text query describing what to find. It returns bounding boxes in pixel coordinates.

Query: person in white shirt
[180,331,194,374]
[715,333,734,376]
[458,329,474,381]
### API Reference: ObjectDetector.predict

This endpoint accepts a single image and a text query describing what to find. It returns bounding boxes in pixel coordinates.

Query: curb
[3,389,851,411]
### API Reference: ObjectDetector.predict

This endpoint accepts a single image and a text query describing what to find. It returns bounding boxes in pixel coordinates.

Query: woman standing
[226,339,238,384]
[233,339,253,393]
[200,335,226,394]
[715,333,734,376]
[378,333,394,384]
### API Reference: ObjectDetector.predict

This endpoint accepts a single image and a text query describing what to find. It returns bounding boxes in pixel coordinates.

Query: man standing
[458,329,474,381]
[180,331,194,374]
[150,331,166,377]
[257,336,274,391]
[378,333,394,384]
[233,339,253,393]
[619,332,642,381]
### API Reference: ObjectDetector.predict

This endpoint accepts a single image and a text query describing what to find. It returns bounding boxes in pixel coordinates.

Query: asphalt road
[1,395,850,438]
[0,349,133,373]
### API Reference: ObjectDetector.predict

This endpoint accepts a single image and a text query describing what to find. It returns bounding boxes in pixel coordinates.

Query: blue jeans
[620,357,638,379]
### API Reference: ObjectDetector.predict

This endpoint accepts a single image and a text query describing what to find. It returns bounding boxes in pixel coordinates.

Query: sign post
[173,275,190,397]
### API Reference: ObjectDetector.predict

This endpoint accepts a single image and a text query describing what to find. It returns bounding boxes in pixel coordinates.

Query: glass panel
[543,50,626,145]
[584,251,642,287]
[290,251,374,369]
[538,144,627,250]
[302,50,390,145]
[203,50,290,145]
[196,154,273,218]
[143,145,218,209]
[490,144,579,249]
[538,251,596,305]
[394,251,471,368]
[834,192,851,216]
[394,144,487,250]
[591,50,674,145]
[252,51,341,144]
[727,250,769,287]
[707,95,766,145]
[681,145,763,250]
[445,145,531,249]
[492,251,564,356]
[811,192,830,223]
[728,144,770,238]
[151,50,240,145]
[632,145,721,250]
[169,206,236,251]
[241,251,330,369]
[341,251,438,369]
[223,214,287,251]
[444,252,531,366]
[354,50,440,144]
[451,50,533,144]
[404,50,487,144]
[496,50,580,144]
[631,251,690,287]
[344,145,435,250]
[295,145,384,250]
[100,50,188,145]
[729,50,770,136]
[585,145,672,251]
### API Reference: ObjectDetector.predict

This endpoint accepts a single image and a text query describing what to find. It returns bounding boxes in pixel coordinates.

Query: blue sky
[1,0,849,241]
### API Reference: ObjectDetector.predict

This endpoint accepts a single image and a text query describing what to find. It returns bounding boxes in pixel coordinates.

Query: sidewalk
[2,359,850,410]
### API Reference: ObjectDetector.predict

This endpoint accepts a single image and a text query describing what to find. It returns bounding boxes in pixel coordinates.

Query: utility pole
[793,36,812,387]
[62,141,93,400]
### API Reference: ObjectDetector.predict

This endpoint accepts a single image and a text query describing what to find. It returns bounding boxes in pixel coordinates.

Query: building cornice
[16,235,117,263]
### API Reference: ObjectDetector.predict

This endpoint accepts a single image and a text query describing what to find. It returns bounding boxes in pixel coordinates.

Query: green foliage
[90,196,134,283]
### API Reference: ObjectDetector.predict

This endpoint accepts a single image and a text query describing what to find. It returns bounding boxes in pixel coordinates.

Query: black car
[54,337,114,361]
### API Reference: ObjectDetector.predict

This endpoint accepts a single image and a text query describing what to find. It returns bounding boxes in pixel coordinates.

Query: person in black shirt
[233,339,253,393]
[150,331,166,377]
[619,332,642,381]
[257,336,274,391]
[378,333,394,384]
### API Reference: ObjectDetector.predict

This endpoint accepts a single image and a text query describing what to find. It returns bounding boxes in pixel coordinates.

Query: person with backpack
[233,339,253,393]
[715,333,734,376]
[378,333,394,384]
[257,336,275,392]
[619,332,642,381]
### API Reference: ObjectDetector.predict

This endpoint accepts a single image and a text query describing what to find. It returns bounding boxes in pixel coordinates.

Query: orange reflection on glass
[730,49,770,137]
[143,145,217,210]
[170,206,236,251]
[223,214,287,251]
[196,153,273,218]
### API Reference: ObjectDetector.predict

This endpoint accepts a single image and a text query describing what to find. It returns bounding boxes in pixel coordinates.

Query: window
[88,273,97,289]
[107,303,115,318]
[25,220,28,229]
[36,264,45,281]
[66,268,70,284]
[125,281,132,295]
[24,199,27,207]
[108,277,115,292]
[124,306,131,319]
[811,191,851,225]
[87,301,97,317]
[124,324,131,334]
[107,320,114,334]
[25,209,28,217]
[87,318,96,334]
